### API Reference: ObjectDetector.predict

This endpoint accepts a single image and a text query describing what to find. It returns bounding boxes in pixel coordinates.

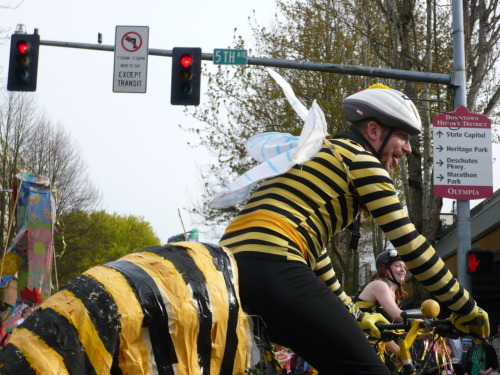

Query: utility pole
[451,0,472,292]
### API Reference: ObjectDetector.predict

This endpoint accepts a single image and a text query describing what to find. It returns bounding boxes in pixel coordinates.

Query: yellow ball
[421,299,440,318]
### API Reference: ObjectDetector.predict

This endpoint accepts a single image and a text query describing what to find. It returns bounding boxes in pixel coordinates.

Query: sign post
[432,106,493,200]
[113,26,149,93]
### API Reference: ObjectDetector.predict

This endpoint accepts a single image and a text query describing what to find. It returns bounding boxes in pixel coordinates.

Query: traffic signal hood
[7,33,40,92]
[466,249,494,275]
[171,47,201,106]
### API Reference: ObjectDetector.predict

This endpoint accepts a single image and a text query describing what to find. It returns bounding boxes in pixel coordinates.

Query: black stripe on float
[22,307,96,375]
[106,259,176,375]
[63,274,121,355]
[204,243,240,375]
[0,343,36,374]
[110,351,124,375]
[142,245,213,375]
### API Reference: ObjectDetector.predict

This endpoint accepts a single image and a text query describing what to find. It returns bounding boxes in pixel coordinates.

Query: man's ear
[365,121,381,142]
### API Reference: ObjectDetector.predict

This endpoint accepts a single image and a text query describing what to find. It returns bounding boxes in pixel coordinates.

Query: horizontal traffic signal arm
[38,39,453,85]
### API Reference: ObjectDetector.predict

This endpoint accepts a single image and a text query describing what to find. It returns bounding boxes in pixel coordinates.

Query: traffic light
[170,47,201,106]
[7,32,40,92]
[466,249,494,275]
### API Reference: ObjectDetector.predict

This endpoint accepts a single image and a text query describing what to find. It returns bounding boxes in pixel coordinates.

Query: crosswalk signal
[466,249,494,275]
[170,47,201,106]
[7,31,40,92]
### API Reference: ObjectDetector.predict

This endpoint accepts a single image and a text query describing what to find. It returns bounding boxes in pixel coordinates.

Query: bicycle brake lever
[418,318,433,330]
[433,320,485,341]
[434,323,461,339]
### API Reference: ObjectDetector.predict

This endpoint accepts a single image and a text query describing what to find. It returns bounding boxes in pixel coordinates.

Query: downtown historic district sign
[433,106,493,200]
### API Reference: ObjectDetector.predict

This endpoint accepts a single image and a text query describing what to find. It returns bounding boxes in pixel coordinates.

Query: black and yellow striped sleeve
[347,148,475,315]
[313,248,343,296]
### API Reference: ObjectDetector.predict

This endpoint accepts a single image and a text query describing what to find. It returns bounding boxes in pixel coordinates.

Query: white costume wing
[209,69,328,208]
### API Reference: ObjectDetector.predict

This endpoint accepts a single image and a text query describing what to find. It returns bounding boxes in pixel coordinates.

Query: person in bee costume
[0,242,253,375]
[211,71,490,375]
[354,249,409,373]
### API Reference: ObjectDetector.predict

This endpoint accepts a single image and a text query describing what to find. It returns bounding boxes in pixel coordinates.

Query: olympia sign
[432,106,493,200]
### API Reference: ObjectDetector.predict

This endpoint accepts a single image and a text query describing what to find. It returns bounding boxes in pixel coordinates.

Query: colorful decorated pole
[0,173,56,301]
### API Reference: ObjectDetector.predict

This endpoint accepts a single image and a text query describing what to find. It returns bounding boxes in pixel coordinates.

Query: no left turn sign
[113,26,149,93]
[121,32,143,52]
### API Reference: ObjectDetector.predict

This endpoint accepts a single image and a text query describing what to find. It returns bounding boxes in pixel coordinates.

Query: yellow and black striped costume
[0,242,252,375]
[221,135,475,315]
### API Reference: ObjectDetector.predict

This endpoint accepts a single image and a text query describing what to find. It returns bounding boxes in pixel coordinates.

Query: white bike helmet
[342,88,422,136]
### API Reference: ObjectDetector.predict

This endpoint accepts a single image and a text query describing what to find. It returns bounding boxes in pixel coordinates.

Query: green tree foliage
[53,210,160,286]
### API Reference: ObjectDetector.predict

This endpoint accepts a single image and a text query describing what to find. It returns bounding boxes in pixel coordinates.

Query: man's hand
[450,304,490,339]
[343,297,390,339]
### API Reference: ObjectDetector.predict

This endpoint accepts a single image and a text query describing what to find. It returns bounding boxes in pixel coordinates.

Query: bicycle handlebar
[376,318,453,332]
[376,322,409,331]
[400,309,425,320]
[375,317,484,341]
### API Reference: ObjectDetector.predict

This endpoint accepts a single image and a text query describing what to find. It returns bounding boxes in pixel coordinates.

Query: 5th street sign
[432,106,493,200]
[213,49,247,65]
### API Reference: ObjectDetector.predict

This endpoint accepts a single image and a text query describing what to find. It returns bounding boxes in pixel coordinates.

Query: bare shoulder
[361,279,389,292]
[369,279,390,290]
[358,279,389,301]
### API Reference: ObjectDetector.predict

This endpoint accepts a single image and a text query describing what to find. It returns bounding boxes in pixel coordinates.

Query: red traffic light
[171,47,201,106]
[17,40,29,54]
[8,33,40,91]
[180,54,193,68]
[466,249,494,274]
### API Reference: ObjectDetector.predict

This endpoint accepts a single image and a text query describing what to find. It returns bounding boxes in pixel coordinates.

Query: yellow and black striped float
[0,242,252,375]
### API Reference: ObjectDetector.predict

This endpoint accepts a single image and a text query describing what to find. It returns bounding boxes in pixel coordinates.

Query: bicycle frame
[398,318,423,371]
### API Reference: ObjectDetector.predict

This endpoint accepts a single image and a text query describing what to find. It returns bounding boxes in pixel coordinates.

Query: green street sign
[213,49,248,65]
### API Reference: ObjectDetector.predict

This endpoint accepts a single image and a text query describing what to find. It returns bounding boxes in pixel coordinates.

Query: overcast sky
[1,0,498,244]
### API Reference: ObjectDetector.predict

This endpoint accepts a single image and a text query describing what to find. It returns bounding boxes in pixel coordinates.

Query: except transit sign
[432,106,493,200]
[213,49,248,65]
[113,26,149,93]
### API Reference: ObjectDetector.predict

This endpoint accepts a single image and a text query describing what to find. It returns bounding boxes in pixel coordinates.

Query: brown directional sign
[432,106,493,200]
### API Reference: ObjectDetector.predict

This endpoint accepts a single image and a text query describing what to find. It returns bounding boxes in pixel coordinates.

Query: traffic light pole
[40,39,453,85]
